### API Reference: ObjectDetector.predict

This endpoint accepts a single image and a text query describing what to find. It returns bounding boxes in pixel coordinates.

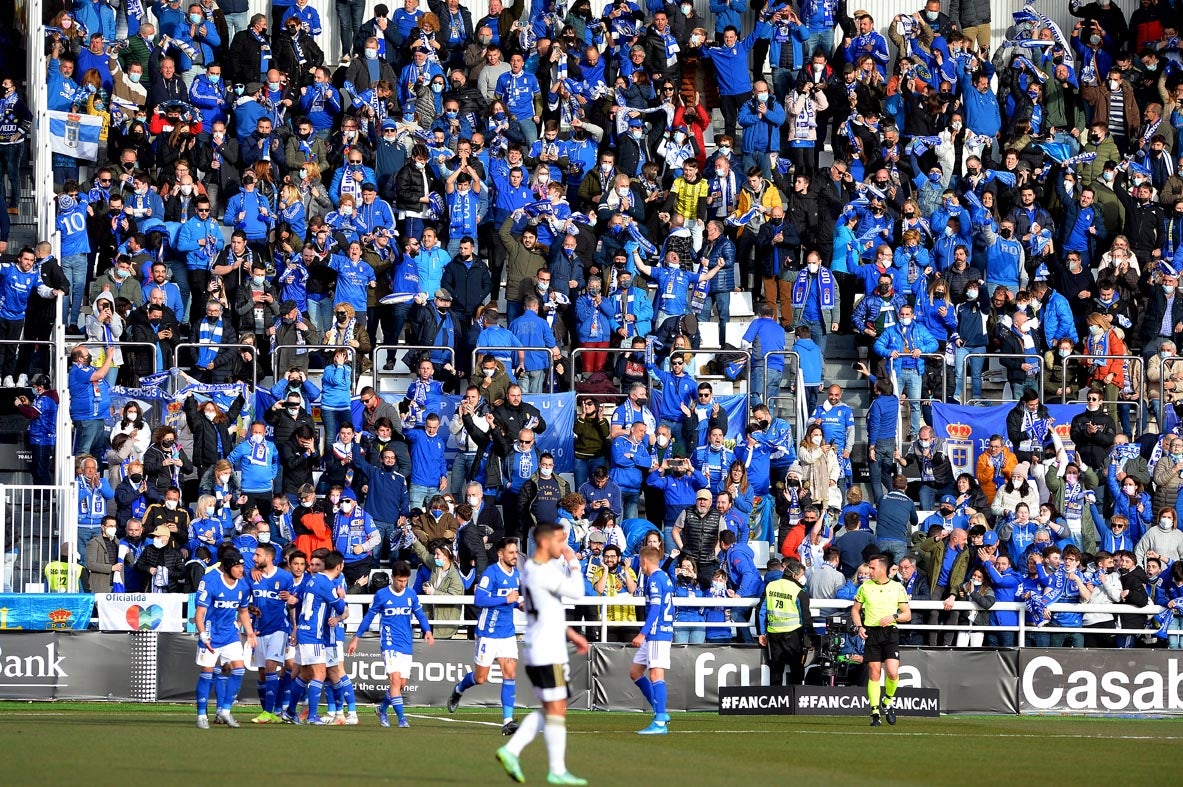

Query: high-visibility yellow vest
[763,578,803,634]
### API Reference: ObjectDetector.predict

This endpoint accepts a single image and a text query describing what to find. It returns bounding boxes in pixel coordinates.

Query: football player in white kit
[496,523,589,786]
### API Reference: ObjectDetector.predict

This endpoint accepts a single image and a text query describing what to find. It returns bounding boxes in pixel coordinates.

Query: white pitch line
[405,713,502,727]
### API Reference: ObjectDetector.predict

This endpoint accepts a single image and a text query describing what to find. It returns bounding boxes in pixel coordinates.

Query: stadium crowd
[9,0,1183,649]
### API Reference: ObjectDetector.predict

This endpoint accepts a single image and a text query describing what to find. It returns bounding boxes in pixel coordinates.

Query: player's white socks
[505,710,544,756]
[543,714,567,775]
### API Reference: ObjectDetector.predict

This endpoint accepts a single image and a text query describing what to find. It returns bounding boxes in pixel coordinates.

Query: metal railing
[472,345,557,392]
[568,346,753,405]
[272,342,366,385]
[1155,355,1183,431]
[373,344,457,384]
[960,351,1045,406]
[889,352,947,453]
[761,350,801,432]
[1061,353,1145,436]
[172,342,259,390]
[0,485,79,593]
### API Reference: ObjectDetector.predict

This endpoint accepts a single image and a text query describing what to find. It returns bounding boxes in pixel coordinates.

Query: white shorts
[295,642,327,666]
[195,640,244,668]
[284,644,296,663]
[631,640,672,670]
[383,651,412,676]
[253,631,288,669]
[474,637,519,668]
[325,641,344,668]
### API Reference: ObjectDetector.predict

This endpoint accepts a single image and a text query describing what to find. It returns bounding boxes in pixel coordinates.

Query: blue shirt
[57,201,91,257]
[937,544,962,587]
[743,317,787,371]
[495,70,540,119]
[329,254,376,313]
[249,567,295,636]
[196,570,250,648]
[294,572,346,645]
[68,363,108,420]
[474,563,520,639]
[641,570,675,641]
[0,264,44,320]
[356,585,432,654]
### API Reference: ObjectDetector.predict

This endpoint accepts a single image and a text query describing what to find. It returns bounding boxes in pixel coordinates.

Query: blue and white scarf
[197,316,223,367]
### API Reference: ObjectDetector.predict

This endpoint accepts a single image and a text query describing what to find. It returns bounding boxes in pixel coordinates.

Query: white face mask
[656,435,670,447]
[467,495,480,507]
[900,317,914,327]
[257,531,271,543]
[807,262,819,274]
[104,527,117,539]
[365,48,378,59]
[153,537,167,548]
[204,409,216,421]
[540,467,553,477]
[205,505,215,517]
[811,435,823,446]
[127,411,139,422]
[165,500,178,510]
[218,474,230,485]
[341,501,355,513]
[1161,517,1175,530]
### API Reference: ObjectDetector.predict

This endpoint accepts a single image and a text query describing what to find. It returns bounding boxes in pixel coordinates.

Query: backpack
[710,343,749,381]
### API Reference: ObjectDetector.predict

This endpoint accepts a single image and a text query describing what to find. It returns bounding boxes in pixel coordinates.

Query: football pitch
[0,702,1177,785]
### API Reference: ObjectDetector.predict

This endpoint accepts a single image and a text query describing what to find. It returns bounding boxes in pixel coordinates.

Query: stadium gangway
[959,351,1046,407]
[171,342,259,392]
[760,350,802,438]
[568,345,753,407]
[888,353,947,455]
[471,346,557,392]
[0,484,80,593]
[1061,353,1145,437]
[372,343,458,389]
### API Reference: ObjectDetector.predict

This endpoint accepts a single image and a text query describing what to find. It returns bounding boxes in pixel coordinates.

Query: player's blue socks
[306,680,324,718]
[336,676,357,712]
[634,675,654,707]
[652,680,668,719]
[378,691,392,712]
[325,681,339,716]
[501,679,516,723]
[287,678,307,715]
[256,679,266,708]
[196,672,213,716]
[391,694,405,723]
[457,672,478,694]
[214,672,229,711]
[224,667,245,711]
[278,672,292,710]
[264,674,280,714]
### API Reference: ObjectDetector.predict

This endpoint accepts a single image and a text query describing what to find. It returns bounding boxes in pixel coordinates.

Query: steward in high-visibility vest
[756,558,812,686]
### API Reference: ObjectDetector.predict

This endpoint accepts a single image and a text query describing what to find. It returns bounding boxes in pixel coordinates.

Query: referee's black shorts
[863,626,901,663]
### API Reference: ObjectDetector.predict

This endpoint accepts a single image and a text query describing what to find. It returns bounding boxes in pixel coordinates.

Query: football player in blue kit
[281,550,348,725]
[247,543,295,724]
[348,560,434,728]
[194,546,258,729]
[447,537,523,734]
[629,545,676,735]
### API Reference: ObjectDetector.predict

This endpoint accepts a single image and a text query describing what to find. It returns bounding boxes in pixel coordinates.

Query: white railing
[0,485,80,592]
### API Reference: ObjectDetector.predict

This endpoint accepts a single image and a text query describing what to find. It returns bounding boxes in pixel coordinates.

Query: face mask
[878,285,891,296]
[537,281,549,291]
[433,557,445,567]
[1165,285,1176,295]
[249,434,264,445]
[430,509,444,520]
[681,3,692,15]
[204,505,216,517]
[1163,350,1175,359]
[165,500,178,510]
[1000,228,1013,239]
[432,83,444,93]
[719,145,731,156]
[928,172,942,184]
[128,473,143,485]
[806,262,820,275]
[540,467,553,477]
[965,289,978,301]
[467,495,480,507]
[1057,348,1072,359]
[900,317,913,326]
[341,501,355,513]
[756,92,769,103]
[445,110,458,119]
[925,10,939,20]
[951,121,963,131]
[341,206,353,216]
[1161,517,1175,530]
[1089,35,1102,46]
[811,435,823,446]
[257,531,271,544]
[365,48,378,59]
[674,132,686,144]
[153,537,167,548]
[128,72,142,83]
[656,435,669,447]
[189,12,203,24]
[944,226,955,237]
[1089,324,1104,337]
[711,581,726,593]
[251,275,265,287]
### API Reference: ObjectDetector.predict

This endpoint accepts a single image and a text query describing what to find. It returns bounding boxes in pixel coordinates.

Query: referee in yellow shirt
[850,554,911,726]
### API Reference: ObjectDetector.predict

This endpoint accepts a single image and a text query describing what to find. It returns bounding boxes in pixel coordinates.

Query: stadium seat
[750,539,770,568]
[728,291,754,317]
[699,321,721,348]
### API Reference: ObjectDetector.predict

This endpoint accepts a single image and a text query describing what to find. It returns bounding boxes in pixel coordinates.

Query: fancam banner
[0,593,93,631]
[790,686,940,716]
[97,593,185,632]
[1019,649,1183,715]
[0,632,133,700]
[930,402,1084,477]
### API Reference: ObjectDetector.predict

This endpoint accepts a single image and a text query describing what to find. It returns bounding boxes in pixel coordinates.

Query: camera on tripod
[804,616,861,686]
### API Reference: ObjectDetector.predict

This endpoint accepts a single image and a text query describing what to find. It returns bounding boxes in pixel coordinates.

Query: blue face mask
[208,73,220,83]
[610,224,623,234]
[403,113,415,123]
[433,557,445,567]
[928,172,941,183]
[494,112,507,121]
[445,110,458,119]
[431,509,444,520]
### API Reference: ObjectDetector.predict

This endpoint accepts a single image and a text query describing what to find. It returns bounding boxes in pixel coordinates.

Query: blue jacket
[646,365,698,423]
[794,337,823,385]
[176,216,224,271]
[724,542,763,597]
[737,97,786,154]
[222,189,273,241]
[701,234,737,293]
[646,469,709,527]
[954,301,988,350]
[1040,289,1079,345]
[844,32,890,78]
[321,362,352,409]
[610,435,653,492]
[509,311,557,372]
[189,74,229,128]
[404,427,448,488]
[0,264,46,320]
[866,394,900,442]
[575,293,614,343]
[1106,465,1151,542]
[172,17,221,70]
[299,83,342,132]
[75,0,117,43]
[851,291,909,333]
[329,165,379,206]
[709,0,748,34]
[228,438,280,493]
[701,22,771,96]
[353,455,411,523]
[78,476,115,526]
[956,58,1001,138]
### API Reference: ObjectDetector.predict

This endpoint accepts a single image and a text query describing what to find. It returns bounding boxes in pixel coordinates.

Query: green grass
[0,703,1178,785]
